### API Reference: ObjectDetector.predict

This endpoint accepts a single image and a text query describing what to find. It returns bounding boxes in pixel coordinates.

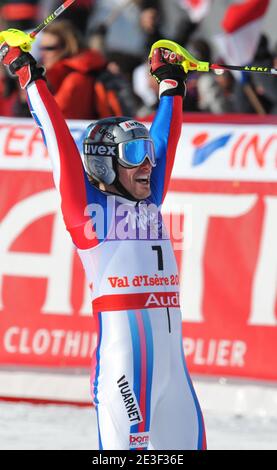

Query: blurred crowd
[0,0,276,119]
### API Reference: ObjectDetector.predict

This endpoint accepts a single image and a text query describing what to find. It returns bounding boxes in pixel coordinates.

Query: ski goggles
[118,139,156,168]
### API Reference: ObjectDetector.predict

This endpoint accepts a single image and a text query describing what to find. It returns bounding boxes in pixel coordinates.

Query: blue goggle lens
[119,139,156,167]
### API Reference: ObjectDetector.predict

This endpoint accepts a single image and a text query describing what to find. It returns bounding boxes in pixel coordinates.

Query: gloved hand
[149,48,187,98]
[0,42,45,89]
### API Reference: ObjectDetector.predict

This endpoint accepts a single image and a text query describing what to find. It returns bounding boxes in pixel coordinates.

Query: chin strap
[113,178,139,202]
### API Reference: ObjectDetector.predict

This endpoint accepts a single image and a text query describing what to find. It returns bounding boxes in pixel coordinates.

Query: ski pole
[210,63,277,75]
[29,0,76,39]
[149,39,277,76]
[0,0,76,52]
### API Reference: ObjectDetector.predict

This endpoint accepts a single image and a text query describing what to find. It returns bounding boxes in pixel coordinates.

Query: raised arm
[0,42,100,249]
[148,48,186,205]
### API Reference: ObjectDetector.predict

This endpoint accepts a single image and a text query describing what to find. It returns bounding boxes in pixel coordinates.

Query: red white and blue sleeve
[26,79,105,249]
[149,94,183,206]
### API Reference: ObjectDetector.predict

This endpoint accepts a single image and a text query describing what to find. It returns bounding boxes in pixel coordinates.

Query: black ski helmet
[83,117,155,189]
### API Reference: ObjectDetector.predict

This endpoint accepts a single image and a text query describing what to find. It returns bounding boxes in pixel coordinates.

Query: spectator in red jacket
[39,20,138,119]
[0,65,18,116]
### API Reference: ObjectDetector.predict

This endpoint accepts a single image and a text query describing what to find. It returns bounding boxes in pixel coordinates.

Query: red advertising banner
[0,115,276,382]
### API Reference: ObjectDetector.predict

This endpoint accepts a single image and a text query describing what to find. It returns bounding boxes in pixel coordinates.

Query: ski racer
[0,38,206,450]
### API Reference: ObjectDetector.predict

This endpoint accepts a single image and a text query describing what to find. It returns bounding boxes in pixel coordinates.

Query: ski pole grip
[149,39,210,73]
[0,29,34,52]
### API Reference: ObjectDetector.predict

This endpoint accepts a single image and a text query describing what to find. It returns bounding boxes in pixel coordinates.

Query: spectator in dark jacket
[233,35,277,115]
[250,35,277,114]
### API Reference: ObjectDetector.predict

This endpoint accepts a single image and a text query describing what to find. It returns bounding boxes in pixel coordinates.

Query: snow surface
[1,401,276,450]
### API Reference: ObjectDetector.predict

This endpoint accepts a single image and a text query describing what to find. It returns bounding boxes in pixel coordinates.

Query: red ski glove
[149,48,187,98]
[0,42,45,89]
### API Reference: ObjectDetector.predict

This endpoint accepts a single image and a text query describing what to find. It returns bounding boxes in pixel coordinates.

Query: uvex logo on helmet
[84,143,117,156]
[99,127,116,141]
